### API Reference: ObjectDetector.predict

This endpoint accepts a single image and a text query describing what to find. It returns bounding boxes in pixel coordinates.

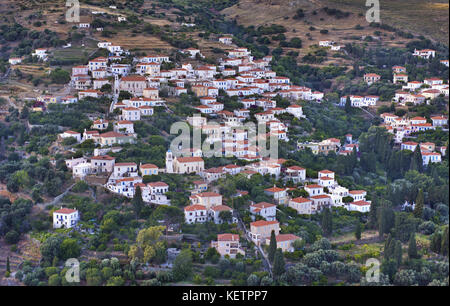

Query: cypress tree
[132,186,144,218]
[384,234,394,260]
[345,96,352,113]
[268,230,277,263]
[430,232,442,254]
[408,234,419,259]
[393,240,403,267]
[272,249,285,278]
[322,208,332,236]
[379,206,395,237]
[368,198,379,229]
[413,189,424,219]
[6,256,10,273]
[410,146,423,172]
[441,226,449,256]
[355,222,362,240]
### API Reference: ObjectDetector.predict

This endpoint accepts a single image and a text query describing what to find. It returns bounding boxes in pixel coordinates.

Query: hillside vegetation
[223,0,449,45]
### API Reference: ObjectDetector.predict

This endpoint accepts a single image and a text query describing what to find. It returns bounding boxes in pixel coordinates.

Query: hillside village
[0,0,448,287]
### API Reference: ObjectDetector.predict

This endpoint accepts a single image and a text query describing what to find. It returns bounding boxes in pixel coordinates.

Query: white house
[59,130,82,143]
[53,208,79,229]
[184,205,208,224]
[8,58,22,65]
[249,202,276,221]
[348,200,371,213]
[289,197,312,215]
[140,163,159,176]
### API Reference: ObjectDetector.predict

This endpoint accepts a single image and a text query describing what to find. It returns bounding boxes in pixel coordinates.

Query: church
[166,150,205,174]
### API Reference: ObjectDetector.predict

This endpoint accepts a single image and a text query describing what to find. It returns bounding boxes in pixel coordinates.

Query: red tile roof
[184,205,206,211]
[275,234,300,242]
[217,233,239,241]
[250,220,279,227]
[54,208,77,214]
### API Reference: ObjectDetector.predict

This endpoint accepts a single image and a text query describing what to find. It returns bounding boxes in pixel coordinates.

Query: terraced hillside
[223,0,449,45]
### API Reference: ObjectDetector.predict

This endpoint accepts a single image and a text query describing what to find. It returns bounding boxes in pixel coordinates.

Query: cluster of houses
[208,167,371,257]
[65,152,170,205]
[400,141,446,166]
[59,118,137,147]
[261,169,371,215]
[52,32,445,261]
[394,76,449,105]
[380,113,447,165]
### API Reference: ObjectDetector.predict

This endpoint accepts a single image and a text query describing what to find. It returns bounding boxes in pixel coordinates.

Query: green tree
[345,96,352,113]
[355,222,362,240]
[384,234,395,260]
[441,226,449,256]
[6,256,10,275]
[410,146,423,172]
[48,274,61,286]
[218,211,232,224]
[59,238,81,260]
[49,68,70,84]
[268,230,277,263]
[40,235,62,263]
[132,186,144,218]
[173,249,193,281]
[128,226,167,264]
[393,240,403,267]
[321,208,332,236]
[408,234,419,259]
[107,276,125,286]
[272,249,285,278]
[378,206,395,237]
[430,231,442,254]
[413,189,424,219]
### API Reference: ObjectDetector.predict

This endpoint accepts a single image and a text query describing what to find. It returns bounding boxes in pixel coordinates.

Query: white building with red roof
[348,200,371,213]
[265,234,301,252]
[211,234,245,258]
[53,208,79,229]
[209,205,235,224]
[140,163,159,176]
[184,205,208,224]
[249,202,276,221]
[249,220,280,245]
[289,197,312,215]
[189,192,222,209]
[348,190,367,202]
[264,186,288,205]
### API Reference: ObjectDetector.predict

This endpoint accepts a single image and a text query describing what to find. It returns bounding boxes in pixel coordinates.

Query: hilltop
[223,0,450,45]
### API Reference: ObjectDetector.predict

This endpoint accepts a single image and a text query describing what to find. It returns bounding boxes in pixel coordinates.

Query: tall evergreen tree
[378,206,395,237]
[384,234,394,260]
[268,230,277,263]
[132,186,144,218]
[368,197,379,229]
[441,226,449,256]
[272,249,285,278]
[408,234,419,259]
[322,208,332,236]
[430,231,442,254]
[410,146,423,172]
[413,189,424,219]
[6,256,10,274]
[393,240,403,267]
[345,96,352,113]
[355,222,362,240]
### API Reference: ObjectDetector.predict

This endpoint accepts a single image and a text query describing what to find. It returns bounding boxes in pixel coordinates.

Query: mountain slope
[222,0,449,45]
